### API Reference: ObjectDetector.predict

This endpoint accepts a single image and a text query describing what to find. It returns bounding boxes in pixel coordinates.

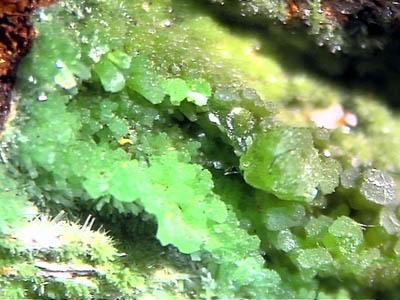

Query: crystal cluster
[0,0,399,299]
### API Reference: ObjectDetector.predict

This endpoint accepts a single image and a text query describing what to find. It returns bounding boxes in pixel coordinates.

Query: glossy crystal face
[0,1,400,299]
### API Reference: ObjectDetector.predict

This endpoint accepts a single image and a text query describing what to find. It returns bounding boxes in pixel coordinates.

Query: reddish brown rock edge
[288,0,400,26]
[0,0,54,129]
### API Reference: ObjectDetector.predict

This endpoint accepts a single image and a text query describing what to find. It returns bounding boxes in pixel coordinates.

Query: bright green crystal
[240,127,339,202]
[264,203,306,231]
[128,57,166,104]
[162,78,190,105]
[0,166,31,234]
[94,58,126,93]
[323,216,364,254]
[292,247,333,271]
[1,0,400,299]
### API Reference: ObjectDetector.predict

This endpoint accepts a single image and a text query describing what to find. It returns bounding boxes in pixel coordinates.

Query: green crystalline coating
[319,158,342,194]
[0,215,194,300]
[162,78,190,105]
[107,51,132,70]
[317,288,351,300]
[264,204,306,231]
[186,79,212,106]
[305,216,333,238]
[162,78,212,106]
[95,59,126,93]
[323,216,364,254]
[292,247,333,271]
[0,166,30,234]
[127,56,166,104]
[54,64,77,90]
[273,229,298,252]
[9,9,285,296]
[240,127,339,202]
[1,0,400,298]
[360,169,396,206]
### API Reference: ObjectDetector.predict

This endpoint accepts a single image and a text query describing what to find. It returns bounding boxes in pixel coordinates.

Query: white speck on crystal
[37,93,48,102]
[208,113,221,125]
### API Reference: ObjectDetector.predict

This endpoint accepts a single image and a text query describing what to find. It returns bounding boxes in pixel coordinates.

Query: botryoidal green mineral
[0,0,400,299]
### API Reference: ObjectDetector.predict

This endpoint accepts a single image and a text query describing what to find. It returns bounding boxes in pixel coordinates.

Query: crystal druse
[1,0,400,299]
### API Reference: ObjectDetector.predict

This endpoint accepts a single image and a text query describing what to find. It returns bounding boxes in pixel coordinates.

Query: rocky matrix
[0,0,54,128]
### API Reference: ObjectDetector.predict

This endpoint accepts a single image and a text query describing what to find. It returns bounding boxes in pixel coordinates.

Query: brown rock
[0,0,54,129]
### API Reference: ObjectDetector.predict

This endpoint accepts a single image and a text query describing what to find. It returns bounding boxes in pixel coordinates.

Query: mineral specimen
[204,0,400,106]
[0,0,54,128]
[0,0,399,299]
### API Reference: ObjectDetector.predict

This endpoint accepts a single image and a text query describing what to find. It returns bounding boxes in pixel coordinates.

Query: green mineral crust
[205,0,400,53]
[0,0,400,299]
[204,0,400,103]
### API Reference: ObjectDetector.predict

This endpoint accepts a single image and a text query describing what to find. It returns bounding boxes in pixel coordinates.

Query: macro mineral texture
[205,0,400,106]
[0,0,400,299]
[0,0,54,128]
[206,0,400,51]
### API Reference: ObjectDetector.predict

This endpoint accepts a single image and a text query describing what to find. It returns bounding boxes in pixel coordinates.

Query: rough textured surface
[0,0,400,299]
[206,0,400,51]
[205,0,400,107]
[0,0,53,128]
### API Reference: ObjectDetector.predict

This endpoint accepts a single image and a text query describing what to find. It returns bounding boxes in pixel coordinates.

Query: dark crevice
[201,0,400,108]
